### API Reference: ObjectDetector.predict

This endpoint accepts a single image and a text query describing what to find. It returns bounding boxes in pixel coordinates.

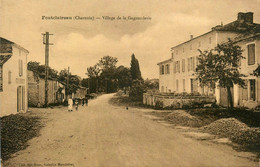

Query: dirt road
[4,94,258,167]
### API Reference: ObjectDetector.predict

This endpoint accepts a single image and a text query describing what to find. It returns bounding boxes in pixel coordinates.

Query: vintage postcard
[0,0,259,166]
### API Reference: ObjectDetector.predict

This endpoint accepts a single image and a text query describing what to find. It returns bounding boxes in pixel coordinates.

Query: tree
[27,61,58,79]
[58,69,80,95]
[130,54,142,80]
[254,65,260,77]
[129,79,146,101]
[195,39,245,109]
[86,56,119,93]
[86,64,101,93]
[115,66,132,89]
[98,55,118,70]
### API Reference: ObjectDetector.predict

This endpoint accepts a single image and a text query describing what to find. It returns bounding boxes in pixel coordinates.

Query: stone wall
[143,93,216,109]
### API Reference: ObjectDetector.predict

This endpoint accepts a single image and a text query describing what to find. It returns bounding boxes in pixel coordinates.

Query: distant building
[73,86,87,99]
[0,37,29,117]
[158,12,260,108]
[28,70,65,107]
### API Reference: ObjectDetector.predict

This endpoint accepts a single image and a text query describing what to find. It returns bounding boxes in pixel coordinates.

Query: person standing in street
[82,98,85,106]
[68,98,73,112]
[85,97,88,106]
[75,99,79,111]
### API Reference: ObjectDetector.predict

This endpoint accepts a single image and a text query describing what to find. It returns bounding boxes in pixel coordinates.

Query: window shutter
[242,81,248,101]
[188,58,190,71]
[0,65,2,91]
[248,44,255,65]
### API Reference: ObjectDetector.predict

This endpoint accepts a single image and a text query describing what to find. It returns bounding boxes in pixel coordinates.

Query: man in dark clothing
[85,97,88,106]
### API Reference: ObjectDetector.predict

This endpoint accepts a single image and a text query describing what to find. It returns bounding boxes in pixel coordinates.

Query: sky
[0,0,259,79]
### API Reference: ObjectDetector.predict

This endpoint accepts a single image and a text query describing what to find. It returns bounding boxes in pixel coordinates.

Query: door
[220,87,234,107]
[17,86,25,112]
[191,79,198,93]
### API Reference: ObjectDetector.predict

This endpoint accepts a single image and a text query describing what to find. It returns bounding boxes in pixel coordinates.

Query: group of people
[68,97,88,112]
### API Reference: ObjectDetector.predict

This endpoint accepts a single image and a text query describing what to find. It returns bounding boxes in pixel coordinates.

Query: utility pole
[66,66,70,101]
[42,32,53,107]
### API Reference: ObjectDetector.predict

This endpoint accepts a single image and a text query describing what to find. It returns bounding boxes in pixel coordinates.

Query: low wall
[143,93,216,109]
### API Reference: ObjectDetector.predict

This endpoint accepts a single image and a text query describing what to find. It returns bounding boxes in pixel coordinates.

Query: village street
[4,94,258,167]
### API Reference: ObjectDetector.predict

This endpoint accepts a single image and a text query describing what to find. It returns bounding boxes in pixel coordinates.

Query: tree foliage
[27,61,58,79]
[130,54,142,80]
[129,80,146,101]
[195,39,245,108]
[116,66,132,89]
[254,65,260,77]
[98,56,118,70]
[58,69,81,94]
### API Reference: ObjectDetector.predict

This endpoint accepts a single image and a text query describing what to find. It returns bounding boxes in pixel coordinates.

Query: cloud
[52,12,213,78]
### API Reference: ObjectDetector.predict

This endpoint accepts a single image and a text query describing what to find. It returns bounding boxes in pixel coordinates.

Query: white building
[158,12,260,108]
[0,37,29,117]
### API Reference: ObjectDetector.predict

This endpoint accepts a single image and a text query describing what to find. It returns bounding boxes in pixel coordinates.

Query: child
[68,98,73,112]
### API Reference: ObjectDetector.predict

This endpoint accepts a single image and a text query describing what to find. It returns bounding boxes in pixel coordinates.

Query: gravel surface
[3,94,257,167]
[1,113,42,161]
[165,110,204,127]
[201,118,260,149]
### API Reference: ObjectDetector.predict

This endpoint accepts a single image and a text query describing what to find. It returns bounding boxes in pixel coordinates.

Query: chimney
[237,12,253,24]
[237,12,245,23]
[190,35,193,40]
[245,12,253,24]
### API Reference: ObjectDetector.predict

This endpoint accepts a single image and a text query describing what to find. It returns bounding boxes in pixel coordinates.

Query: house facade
[28,70,65,107]
[0,37,29,117]
[158,12,260,108]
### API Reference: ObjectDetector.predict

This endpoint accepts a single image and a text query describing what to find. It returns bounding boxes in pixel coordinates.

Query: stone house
[0,37,29,117]
[158,12,260,108]
[28,70,65,107]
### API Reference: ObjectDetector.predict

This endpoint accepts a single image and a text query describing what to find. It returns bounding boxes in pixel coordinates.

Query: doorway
[17,86,25,112]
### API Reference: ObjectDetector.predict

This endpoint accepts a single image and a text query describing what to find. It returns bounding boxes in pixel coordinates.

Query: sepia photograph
[0,0,260,166]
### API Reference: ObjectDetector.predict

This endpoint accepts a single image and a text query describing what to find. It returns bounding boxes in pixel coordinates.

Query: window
[188,57,195,71]
[176,61,180,73]
[183,79,185,91]
[209,37,211,44]
[192,57,196,71]
[166,64,170,74]
[161,86,164,92]
[8,71,11,84]
[198,41,201,47]
[247,44,255,65]
[249,79,256,101]
[182,59,185,72]
[176,80,179,92]
[173,62,176,73]
[161,65,164,75]
[188,58,191,71]
[19,59,23,76]
[0,65,2,91]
